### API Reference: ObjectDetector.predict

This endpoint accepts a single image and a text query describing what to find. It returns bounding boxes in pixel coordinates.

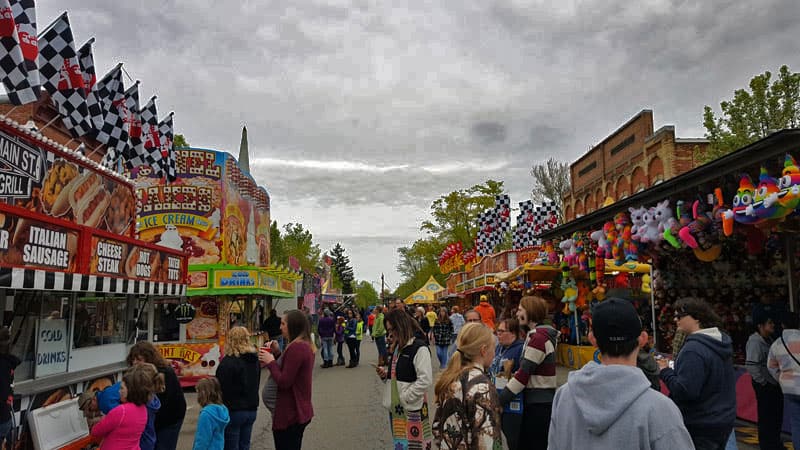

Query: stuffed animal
[779,153,800,211]
[641,273,652,293]
[613,212,637,263]
[732,174,759,225]
[652,199,681,248]
[590,229,608,253]
[544,240,559,265]
[628,206,647,241]
[642,207,662,243]
[561,275,578,313]
[593,247,606,300]
[573,232,589,272]
[559,238,576,266]
[751,166,789,220]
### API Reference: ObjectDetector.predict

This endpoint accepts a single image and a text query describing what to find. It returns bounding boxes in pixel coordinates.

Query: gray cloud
[44,0,799,285]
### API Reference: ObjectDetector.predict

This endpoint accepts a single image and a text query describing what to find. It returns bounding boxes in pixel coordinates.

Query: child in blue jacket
[193,377,230,450]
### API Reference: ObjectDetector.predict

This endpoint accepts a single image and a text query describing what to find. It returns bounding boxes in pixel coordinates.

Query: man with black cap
[548,298,693,450]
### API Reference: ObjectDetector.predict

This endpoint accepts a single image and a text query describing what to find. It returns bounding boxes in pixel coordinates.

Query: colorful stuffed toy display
[750,166,789,220]
[629,206,647,242]
[779,153,800,211]
[732,174,760,225]
[613,212,637,264]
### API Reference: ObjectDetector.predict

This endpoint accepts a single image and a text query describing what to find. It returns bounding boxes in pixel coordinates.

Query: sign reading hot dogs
[90,235,186,282]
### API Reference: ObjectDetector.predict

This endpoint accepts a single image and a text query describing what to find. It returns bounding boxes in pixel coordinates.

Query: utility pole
[381,273,385,305]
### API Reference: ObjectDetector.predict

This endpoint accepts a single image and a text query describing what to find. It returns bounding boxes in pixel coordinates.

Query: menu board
[0,129,135,235]
[0,210,79,271]
[89,235,184,283]
[131,149,271,267]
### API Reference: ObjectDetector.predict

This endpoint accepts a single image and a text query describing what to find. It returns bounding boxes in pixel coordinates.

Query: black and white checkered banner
[5,0,39,105]
[140,96,163,177]
[0,0,38,105]
[0,268,186,296]
[158,112,175,181]
[513,200,539,249]
[38,12,92,137]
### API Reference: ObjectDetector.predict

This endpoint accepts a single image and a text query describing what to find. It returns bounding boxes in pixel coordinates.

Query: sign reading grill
[0,132,43,198]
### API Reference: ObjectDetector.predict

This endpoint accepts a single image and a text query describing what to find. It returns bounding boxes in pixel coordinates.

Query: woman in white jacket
[376,308,433,450]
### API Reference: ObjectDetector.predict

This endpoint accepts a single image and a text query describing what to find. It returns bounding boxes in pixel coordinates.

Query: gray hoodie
[548,361,694,450]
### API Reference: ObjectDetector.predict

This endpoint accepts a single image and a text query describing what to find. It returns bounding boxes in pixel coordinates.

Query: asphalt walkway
[175,339,771,449]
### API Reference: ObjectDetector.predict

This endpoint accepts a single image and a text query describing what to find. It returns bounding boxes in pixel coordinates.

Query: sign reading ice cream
[130,148,270,268]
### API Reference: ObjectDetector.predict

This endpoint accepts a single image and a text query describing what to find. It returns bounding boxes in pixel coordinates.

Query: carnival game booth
[130,147,300,385]
[0,119,189,449]
[539,129,800,431]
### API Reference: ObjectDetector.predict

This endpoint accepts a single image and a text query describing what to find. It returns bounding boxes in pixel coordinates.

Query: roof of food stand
[404,275,445,304]
[540,128,800,240]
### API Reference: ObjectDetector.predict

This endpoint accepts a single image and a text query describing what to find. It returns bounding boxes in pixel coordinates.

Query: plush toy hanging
[652,199,681,248]
[559,238,576,267]
[732,174,760,225]
[629,206,647,242]
[751,166,790,220]
[573,232,589,272]
[779,153,800,211]
[593,247,606,301]
[613,212,637,264]
[641,273,652,293]
[544,240,559,265]
[678,197,712,249]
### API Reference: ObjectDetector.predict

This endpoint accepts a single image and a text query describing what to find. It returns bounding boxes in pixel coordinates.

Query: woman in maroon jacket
[260,310,316,450]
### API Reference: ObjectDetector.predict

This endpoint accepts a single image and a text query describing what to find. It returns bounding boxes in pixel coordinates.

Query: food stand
[0,117,188,449]
[130,147,299,385]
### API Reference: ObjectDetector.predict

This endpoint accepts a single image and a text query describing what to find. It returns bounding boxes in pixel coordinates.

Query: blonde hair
[435,323,494,404]
[225,326,256,357]
[136,362,165,394]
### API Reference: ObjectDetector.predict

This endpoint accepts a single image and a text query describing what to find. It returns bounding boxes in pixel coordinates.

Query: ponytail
[434,323,493,404]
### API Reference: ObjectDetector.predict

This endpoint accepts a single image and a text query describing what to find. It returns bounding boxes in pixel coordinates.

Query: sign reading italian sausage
[0,211,78,271]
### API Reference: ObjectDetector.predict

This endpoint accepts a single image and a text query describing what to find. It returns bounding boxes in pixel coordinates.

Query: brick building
[562,110,708,221]
[0,93,107,164]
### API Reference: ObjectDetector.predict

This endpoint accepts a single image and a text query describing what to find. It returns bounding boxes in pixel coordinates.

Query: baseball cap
[591,298,642,347]
[480,295,488,302]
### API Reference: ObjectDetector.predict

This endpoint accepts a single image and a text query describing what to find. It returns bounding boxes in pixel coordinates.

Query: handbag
[261,353,283,413]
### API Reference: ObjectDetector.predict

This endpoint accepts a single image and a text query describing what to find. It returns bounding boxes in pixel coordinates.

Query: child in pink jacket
[91,366,152,449]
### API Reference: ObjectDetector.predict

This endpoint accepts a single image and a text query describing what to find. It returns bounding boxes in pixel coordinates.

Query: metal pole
[650,265,658,349]
[787,235,797,313]
[36,115,61,132]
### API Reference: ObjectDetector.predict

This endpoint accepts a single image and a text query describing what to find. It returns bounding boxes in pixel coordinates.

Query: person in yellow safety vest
[350,315,364,368]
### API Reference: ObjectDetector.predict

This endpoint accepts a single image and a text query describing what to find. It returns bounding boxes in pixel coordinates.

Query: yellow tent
[404,276,445,305]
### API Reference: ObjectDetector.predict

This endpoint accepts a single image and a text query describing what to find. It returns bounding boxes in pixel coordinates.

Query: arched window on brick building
[574,199,584,217]
[616,175,630,200]
[596,187,604,209]
[648,156,665,185]
[564,204,573,221]
[631,166,647,193]
[605,182,615,204]
[584,193,594,214]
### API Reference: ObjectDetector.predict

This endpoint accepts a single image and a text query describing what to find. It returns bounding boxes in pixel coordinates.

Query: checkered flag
[540,200,560,231]
[92,64,129,168]
[493,194,511,233]
[158,112,175,181]
[7,0,39,104]
[77,38,96,114]
[122,81,148,169]
[0,0,36,104]
[38,12,92,137]
[140,96,163,176]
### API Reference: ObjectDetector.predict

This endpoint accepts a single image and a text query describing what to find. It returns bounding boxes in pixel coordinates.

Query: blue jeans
[155,420,182,450]
[374,336,387,358]
[225,410,257,450]
[786,394,800,450]
[436,345,449,369]
[321,337,334,362]
[0,418,12,447]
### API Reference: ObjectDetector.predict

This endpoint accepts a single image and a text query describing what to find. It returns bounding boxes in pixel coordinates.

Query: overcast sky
[46,1,799,292]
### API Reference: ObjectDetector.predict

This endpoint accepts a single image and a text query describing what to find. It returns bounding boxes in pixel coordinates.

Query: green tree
[354,280,379,308]
[174,134,190,148]
[530,157,570,219]
[420,180,505,244]
[280,223,321,271]
[701,65,800,162]
[269,220,286,266]
[329,243,354,294]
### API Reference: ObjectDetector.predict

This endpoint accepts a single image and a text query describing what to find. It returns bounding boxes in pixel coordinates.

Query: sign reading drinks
[36,319,68,377]
[0,129,136,235]
[130,149,270,268]
[89,235,184,282]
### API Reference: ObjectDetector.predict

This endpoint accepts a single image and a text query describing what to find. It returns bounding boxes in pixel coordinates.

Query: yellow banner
[158,345,203,364]
[137,212,213,232]
[439,254,463,274]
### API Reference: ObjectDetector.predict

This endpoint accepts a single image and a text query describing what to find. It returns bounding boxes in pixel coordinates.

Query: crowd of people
[369,295,799,450]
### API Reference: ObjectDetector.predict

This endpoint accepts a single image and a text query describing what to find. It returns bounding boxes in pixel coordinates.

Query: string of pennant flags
[0,3,177,180]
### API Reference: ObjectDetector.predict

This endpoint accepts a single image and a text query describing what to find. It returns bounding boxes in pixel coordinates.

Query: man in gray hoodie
[548,298,694,450]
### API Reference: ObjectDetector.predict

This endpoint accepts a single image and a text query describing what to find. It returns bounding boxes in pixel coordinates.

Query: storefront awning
[0,267,186,296]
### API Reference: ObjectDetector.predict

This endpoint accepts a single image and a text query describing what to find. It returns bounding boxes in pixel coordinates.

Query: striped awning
[0,268,186,296]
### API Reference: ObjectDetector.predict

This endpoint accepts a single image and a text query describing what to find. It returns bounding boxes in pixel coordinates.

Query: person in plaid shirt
[432,307,454,370]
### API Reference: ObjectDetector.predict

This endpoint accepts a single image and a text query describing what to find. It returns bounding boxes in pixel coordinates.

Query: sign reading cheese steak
[90,235,185,282]
[0,129,136,235]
